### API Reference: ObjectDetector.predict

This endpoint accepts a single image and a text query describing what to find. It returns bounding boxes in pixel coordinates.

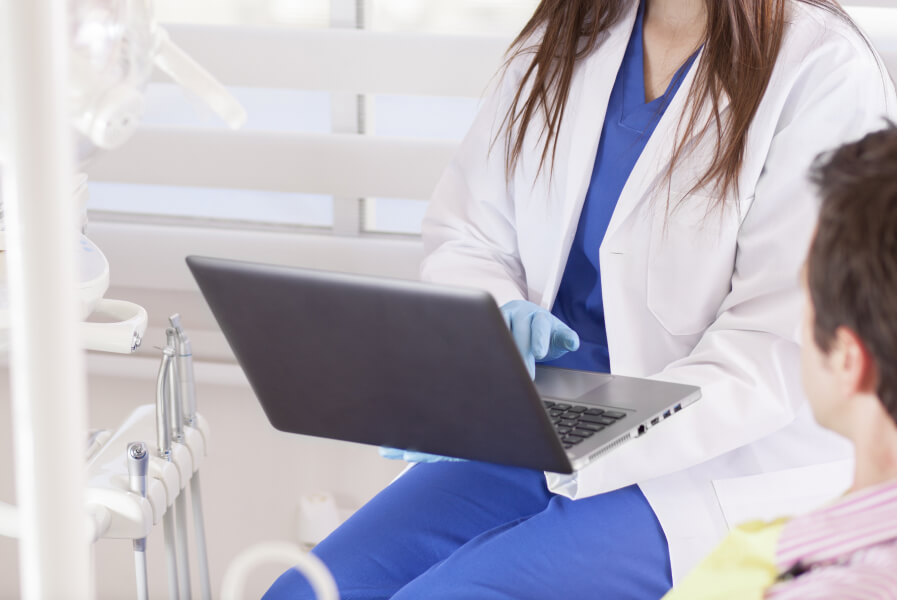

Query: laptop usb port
[651,417,660,426]
[663,410,671,419]
[673,403,682,413]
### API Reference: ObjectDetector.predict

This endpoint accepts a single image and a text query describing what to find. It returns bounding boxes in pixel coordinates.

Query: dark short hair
[807,124,897,423]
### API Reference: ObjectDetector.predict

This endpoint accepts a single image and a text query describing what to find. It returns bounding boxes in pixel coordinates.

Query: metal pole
[0,0,92,598]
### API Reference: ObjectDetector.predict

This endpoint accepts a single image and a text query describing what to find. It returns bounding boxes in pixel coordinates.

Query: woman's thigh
[263,461,553,600]
[390,485,671,600]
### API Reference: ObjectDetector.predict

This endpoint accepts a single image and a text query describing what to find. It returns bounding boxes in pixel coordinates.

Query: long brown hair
[500,0,850,203]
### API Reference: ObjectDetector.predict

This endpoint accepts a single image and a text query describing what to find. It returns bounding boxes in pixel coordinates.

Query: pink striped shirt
[765,480,897,600]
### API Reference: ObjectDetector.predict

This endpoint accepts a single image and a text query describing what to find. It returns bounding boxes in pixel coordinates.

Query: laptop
[187,255,701,474]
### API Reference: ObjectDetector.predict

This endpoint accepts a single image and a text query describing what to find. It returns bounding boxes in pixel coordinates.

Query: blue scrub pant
[263,461,671,599]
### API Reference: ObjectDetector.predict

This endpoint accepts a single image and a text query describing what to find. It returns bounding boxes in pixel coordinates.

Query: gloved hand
[378,447,465,463]
[500,300,580,380]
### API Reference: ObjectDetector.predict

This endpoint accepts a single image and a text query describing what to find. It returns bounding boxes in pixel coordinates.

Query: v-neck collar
[619,0,700,130]
[550,0,727,306]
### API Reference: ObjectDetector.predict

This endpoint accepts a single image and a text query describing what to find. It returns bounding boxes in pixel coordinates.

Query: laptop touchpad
[534,367,613,401]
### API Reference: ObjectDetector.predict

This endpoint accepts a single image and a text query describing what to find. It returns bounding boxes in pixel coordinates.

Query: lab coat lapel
[602,52,731,245]
[541,2,639,306]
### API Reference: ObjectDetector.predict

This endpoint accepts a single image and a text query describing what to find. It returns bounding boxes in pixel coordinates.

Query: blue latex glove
[500,300,580,380]
[378,447,465,463]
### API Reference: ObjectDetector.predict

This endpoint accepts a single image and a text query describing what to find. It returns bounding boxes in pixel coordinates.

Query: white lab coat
[420,1,896,581]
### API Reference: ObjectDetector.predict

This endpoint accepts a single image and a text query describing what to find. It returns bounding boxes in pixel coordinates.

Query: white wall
[0,365,405,599]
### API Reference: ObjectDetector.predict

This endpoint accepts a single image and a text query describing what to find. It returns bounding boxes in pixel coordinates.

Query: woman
[267,0,895,597]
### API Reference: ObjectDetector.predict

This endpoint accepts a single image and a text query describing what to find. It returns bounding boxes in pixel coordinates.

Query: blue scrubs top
[544,0,698,373]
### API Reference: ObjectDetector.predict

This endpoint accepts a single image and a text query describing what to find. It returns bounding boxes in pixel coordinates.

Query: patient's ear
[829,326,877,396]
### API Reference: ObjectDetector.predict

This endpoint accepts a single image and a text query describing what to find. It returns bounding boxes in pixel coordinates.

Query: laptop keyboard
[544,401,627,449]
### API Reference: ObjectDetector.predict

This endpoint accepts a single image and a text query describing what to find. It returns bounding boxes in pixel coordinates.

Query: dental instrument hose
[221,542,339,600]
[171,314,213,600]
[127,442,150,600]
[157,346,181,600]
[190,474,211,600]
[167,328,193,600]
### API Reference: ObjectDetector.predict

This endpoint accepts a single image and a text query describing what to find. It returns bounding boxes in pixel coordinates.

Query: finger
[378,447,404,460]
[529,311,554,359]
[402,450,424,462]
[551,322,580,352]
[510,307,534,361]
[404,451,455,463]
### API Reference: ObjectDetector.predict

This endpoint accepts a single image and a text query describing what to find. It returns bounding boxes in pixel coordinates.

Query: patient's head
[800,125,896,436]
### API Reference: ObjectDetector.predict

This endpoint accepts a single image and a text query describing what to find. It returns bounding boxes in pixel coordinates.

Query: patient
[664,125,897,599]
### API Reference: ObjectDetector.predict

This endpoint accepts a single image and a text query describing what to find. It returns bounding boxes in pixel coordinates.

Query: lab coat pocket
[646,193,738,336]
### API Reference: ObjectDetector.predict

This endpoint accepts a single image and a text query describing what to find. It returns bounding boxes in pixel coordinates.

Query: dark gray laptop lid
[187,255,573,473]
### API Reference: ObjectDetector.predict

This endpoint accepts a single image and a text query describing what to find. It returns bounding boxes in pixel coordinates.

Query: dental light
[0,0,247,354]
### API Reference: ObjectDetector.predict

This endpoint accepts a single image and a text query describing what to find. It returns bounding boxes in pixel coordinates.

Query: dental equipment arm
[153,30,246,130]
[81,299,148,353]
[127,442,150,600]
[0,501,111,543]
[70,0,246,155]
